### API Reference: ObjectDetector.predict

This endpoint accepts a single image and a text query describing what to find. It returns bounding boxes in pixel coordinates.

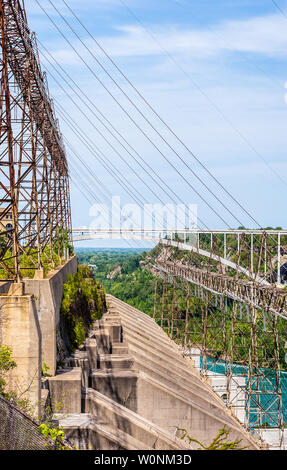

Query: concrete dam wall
[48,294,260,450]
[0,257,78,414]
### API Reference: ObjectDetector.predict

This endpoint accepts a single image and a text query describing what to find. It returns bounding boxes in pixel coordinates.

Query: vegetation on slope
[60,264,105,352]
[0,345,16,396]
[77,248,155,315]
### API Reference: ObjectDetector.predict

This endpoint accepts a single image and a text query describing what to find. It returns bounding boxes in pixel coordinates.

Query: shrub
[60,265,104,352]
[0,345,17,395]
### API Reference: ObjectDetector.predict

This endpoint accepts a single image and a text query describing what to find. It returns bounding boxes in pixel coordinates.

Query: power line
[118,0,287,193]
[69,162,144,249]
[38,39,217,233]
[39,47,183,211]
[67,140,164,241]
[66,109,273,283]
[56,99,210,231]
[58,0,271,228]
[56,103,151,210]
[56,97,198,231]
[35,19,232,228]
[271,0,287,18]
[36,0,250,229]
[66,143,112,201]
[38,39,193,209]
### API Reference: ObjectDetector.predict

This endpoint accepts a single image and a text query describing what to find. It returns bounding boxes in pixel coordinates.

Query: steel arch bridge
[73,227,287,319]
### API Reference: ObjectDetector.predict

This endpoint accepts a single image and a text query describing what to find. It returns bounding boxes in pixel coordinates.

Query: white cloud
[106,13,287,58]
[78,13,287,57]
[38,10,287,71]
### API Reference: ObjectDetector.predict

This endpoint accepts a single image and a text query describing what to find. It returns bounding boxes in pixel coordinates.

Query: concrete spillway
[51,294,260,450]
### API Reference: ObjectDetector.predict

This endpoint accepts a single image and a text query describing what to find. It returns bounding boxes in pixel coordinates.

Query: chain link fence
[0,394,56,450]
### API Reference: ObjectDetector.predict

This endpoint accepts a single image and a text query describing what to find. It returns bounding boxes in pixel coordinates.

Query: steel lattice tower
[0,0,72,281]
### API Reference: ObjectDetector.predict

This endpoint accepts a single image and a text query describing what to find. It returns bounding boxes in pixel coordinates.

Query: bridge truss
[0,0,72,281]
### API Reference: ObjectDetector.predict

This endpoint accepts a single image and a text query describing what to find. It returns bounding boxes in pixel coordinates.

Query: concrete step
[65,351,90,388]
[119,317,186,356]
[121,322,201,376]
[89,365,246,445]
[136,371,257,450]
[83,388,190,450]
[107,297,173,335]
[119,314,177,349]
[91,317,227,412]
[107,306,167,334]
[86,333,111,355]
[123,330,202,381]
[107,302,175,342]
[98,354,134,370]
[119,316,180,345]
[48,368,82,414]
[89,365,257,450]
[56,413,153,450]
[109,305,186,353]
[112,343,129,354]
[131,350,226,411]
[96,318,122,343]
[90,369,138,411]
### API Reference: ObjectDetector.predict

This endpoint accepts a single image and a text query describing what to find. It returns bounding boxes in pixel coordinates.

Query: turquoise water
[202,357,287,428]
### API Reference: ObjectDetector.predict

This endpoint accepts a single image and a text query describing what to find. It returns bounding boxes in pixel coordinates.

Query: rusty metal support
[0,0,72,280]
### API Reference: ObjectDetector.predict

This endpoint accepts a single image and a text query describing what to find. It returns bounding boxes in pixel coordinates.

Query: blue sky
[25,0,287,246]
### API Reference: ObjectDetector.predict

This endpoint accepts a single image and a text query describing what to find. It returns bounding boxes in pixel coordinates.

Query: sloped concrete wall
[136,373,248,448]
[83,388,190,450]
[105,294,259,450]
[0,257,78,419]
[24,256,78,375]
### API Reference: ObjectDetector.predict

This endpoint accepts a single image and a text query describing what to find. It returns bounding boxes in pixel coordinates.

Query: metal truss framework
[73,228,287,284]
[156,260,287,319]
[0,0,72,280]
[153,240,287,448]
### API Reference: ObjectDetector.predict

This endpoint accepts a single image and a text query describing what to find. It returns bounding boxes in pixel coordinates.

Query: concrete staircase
[49,294,261,450]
